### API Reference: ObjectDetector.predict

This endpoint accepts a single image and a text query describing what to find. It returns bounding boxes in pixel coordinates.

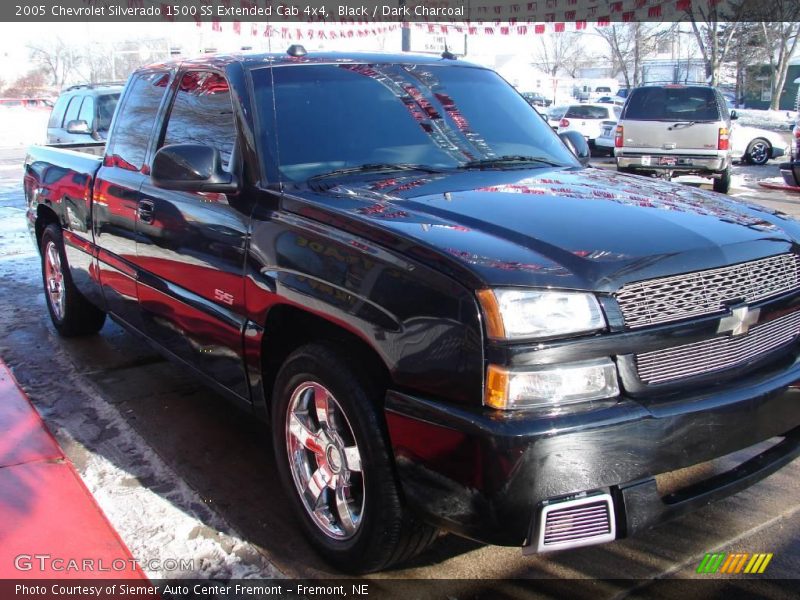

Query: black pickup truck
[24,50,800,573]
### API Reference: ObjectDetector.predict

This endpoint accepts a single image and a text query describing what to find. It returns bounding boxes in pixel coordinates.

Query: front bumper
[384,358,800,548]
[616,153,726,173]
[771,146,786,159]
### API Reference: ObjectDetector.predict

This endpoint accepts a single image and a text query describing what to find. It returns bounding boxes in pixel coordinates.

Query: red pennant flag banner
[187,0,731,39]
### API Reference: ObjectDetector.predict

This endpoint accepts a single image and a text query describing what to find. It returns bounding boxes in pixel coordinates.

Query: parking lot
[1,145,799,596]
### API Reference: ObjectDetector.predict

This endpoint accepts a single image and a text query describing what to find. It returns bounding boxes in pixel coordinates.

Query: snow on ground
[0,108,48,147]
[0,159,282,580]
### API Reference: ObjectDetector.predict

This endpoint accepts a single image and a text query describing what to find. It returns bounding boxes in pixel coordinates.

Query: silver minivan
[614,85,734,193]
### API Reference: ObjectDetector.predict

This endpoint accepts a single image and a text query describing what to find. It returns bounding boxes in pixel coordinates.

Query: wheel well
[35,205,59,249]
[260,305,391,409]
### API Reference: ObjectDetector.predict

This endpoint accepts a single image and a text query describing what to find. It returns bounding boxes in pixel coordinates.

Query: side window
[96,93,120,132]
[63,96,81,126]
[162,71,236,169]
[108,72,170,172]
[48,94,69,128]
[78,96,95,128]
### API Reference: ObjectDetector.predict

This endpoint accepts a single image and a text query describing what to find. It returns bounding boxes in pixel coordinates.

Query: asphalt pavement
[1,147,798,596]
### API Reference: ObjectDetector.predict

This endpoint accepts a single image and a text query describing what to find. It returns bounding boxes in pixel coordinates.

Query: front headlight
[485,358,620,410]
[477,288,606,340]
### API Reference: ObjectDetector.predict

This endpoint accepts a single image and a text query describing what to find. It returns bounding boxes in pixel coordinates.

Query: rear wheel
[745,138,771,166]
[271,342,437,573]
[40,224,106,336]
[713,166,732,194]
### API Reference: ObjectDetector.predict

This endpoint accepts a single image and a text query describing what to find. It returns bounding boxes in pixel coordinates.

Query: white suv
[557,103,621,149]
[614,85,733,194]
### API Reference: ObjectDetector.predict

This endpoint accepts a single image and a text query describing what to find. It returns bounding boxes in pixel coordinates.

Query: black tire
[745,138,771,166]
[713,165,732,194]
[40,224,106,336]
[271,342,437,573]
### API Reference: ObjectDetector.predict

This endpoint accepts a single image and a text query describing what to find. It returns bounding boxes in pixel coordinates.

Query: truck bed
[24,143,104,245]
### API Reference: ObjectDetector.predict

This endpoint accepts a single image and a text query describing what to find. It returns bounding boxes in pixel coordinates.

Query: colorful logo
[697,552,773,574]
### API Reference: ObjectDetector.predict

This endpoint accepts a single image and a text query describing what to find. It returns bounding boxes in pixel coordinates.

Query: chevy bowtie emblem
[717,305,760,337]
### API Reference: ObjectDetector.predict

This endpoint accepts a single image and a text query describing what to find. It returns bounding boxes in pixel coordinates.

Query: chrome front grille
[635,311,800,385]
[616,254,800,328]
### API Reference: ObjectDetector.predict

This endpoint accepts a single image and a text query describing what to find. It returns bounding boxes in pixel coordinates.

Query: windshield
[252,63,577,182]
[96,93,120,131]
[623,87,720,122]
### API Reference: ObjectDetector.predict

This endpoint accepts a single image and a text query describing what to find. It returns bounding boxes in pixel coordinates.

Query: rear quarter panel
[24,145,105,308]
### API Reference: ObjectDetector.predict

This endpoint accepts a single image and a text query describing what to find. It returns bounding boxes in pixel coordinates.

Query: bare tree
[75,43,114,84]
[28,38,81,89]
[2,68,49,97]
[684,1,746,85]
[531,32,583,79]
[595,23,667,89]
[758,0,800,110]
[723,21,767,105]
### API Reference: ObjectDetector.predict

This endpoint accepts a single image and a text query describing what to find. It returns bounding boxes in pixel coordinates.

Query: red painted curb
[0,360,147,580]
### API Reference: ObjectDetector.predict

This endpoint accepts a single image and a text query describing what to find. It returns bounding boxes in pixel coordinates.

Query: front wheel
[713,165,732,194]
[40,224,106,336]
[271,343,437,573]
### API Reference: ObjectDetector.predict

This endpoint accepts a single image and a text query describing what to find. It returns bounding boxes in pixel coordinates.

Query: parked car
[595,119,619,156]
[730,124,789,165]
[521,91,552,107]
[557,103,622,147]
[545,104,569,130]
[24,50,800,574]
[602,95,774,165]
[590,86,614,101]
[615,84,734,193]
[0,97,54,110]
[47,83,123,144]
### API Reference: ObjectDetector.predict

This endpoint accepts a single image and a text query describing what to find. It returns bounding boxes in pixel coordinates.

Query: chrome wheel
[748,140,769,165]
[285,381,364,539]
[44,240,65,320]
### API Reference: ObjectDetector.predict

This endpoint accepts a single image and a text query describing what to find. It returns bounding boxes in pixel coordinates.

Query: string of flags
[107,0,734,37]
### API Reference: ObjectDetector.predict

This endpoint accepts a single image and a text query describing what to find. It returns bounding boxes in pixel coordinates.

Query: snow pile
[735,108,796,132]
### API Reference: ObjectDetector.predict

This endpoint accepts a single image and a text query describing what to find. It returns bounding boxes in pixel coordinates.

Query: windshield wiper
[308,163,442,181]
[460,155,563,169]
[668,121,697,130]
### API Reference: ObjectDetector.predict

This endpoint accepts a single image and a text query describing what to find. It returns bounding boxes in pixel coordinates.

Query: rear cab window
[622,86,721,121]
[106,72,171,172]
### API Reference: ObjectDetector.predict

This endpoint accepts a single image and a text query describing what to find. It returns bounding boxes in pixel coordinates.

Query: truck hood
[287,166,800,291]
